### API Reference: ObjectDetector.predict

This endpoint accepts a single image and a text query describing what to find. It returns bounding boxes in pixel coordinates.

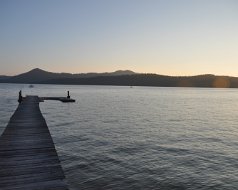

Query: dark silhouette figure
[67,91,70,99]
[18,90,22,103]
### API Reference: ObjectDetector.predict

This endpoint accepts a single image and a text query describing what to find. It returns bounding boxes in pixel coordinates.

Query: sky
[0,0,238,76]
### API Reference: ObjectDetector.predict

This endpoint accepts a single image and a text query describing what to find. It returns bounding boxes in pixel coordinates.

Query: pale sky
[0,0,238,76]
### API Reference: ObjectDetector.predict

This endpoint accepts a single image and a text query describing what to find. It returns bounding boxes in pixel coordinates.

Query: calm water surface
[1,84,238,190]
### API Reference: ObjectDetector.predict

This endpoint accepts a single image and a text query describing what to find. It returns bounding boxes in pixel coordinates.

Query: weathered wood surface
[0,96,68,190]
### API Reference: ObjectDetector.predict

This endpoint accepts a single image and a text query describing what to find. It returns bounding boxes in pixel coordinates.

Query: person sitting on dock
[18,90,22,103]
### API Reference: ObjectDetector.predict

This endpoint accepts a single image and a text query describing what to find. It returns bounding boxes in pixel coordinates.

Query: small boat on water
[29,84,34,88]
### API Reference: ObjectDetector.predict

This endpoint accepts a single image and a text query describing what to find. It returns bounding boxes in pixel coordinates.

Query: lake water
[1,84,238,190]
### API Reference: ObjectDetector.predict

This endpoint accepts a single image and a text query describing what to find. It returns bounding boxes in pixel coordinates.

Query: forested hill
[1,68,238,88]
[42,74,238,88]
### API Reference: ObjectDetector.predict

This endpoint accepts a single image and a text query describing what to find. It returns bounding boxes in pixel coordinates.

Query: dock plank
[0,96,69,190]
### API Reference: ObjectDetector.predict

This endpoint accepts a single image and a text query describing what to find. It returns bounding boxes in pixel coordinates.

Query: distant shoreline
[1,68,238,88]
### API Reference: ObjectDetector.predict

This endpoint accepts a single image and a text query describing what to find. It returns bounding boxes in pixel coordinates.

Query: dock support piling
[67,91,70,99]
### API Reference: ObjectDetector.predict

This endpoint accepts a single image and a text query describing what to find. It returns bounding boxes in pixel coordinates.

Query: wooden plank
[0,96,69,190]
[1,179,68,190]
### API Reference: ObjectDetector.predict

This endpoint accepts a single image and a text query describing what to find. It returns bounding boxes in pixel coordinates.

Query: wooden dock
[0,96,70,190]
[41,97,76,103]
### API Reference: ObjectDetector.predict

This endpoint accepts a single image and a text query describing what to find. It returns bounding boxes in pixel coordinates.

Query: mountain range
[0,68,135,84]
[1,68,238,88]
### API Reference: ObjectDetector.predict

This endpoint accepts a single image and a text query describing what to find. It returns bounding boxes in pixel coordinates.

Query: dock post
[18,90,22,103]
[67,91,70,99]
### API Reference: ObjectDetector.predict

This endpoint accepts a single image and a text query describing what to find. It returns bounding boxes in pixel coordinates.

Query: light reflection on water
[1,84,238,189]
